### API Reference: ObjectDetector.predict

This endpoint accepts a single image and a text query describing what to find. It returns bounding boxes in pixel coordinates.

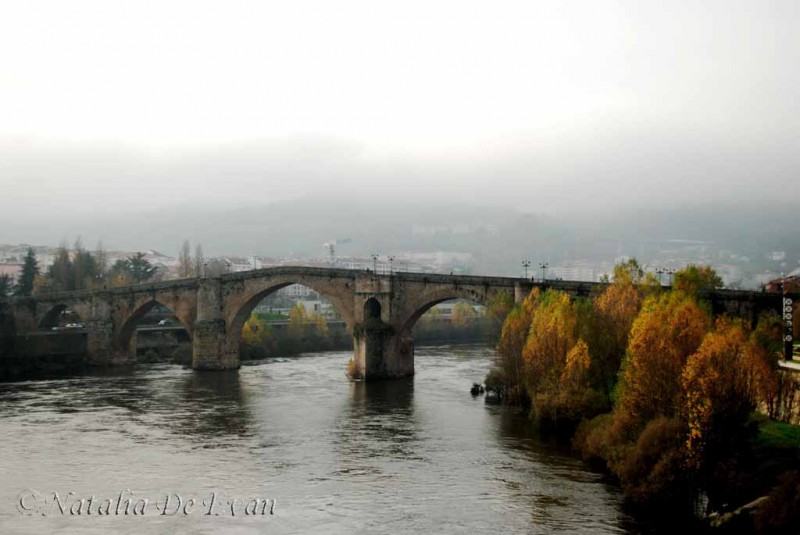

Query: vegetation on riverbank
[239,304,347,360]
[237,300,502,361]
[486,259,800,532]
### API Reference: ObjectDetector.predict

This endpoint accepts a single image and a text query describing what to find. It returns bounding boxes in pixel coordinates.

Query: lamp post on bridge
[539,262,548,282]
[522,260,531,280]
[371,253,379,275]
[388,255,395,276]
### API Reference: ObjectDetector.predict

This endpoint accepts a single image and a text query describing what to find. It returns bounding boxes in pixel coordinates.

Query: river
[0,344,640,534]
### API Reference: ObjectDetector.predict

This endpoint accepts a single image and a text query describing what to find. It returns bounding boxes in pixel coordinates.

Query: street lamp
[666,268,675,286]
[522,260,531,279]
[371,253,379,275]
[539,262,549,282]
[388,255,395,276]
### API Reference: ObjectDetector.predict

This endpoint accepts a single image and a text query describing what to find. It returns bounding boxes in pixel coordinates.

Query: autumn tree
[288,302,308,338]
[451,301,478,328]
[15,247,39,297]
[681,318,770,510]
[586,270,647,399]
[577,292,711,508]
[560,340,593,392]
[487,290,514,324]
[520,289,607,424]
[493,288,540,402]
[673,264,723,296]
[612,258,645,284]
[242,312,271,346]
[313,311,329,337]
[615,291,711,433]
[522,290,578,398]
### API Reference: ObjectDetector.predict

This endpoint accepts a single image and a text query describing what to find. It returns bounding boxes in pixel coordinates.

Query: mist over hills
[3,198,798,280]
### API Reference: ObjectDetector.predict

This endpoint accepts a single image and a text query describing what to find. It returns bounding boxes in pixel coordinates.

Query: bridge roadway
[7,266,786,380]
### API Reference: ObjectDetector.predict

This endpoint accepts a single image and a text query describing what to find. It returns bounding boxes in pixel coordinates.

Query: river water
[0,344,639,534]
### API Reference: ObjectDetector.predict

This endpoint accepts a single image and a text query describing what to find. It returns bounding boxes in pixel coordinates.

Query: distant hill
[1,198,798,279]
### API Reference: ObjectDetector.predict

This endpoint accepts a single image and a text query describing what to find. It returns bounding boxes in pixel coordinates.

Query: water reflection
[347,378,416,420]
[0,366,255,445]
[173,370,253,440]
[333,378,422,465]
[489,402,633,533]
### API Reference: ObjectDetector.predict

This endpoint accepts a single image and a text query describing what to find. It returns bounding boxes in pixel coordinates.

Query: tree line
[488,259,799,531]
[0,243,164,299]
[239,303,344,359]
[0,239,220,301]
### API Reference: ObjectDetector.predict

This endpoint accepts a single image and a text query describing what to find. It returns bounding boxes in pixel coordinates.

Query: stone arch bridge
[8,267,788,379]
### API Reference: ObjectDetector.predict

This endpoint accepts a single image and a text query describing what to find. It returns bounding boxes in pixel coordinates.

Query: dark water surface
[0,344,638,534]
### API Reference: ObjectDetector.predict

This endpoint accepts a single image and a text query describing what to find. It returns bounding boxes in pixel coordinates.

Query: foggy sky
[2,1,798,242]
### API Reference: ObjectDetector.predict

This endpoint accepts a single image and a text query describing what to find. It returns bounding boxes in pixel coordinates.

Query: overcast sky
[1,0,798,220]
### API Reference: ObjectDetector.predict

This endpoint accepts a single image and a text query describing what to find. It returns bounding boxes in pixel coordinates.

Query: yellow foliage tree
[681,319,760,469]
[242,312,270,346]
[487,290,514,324]
[451,301,478,328]
[522,290,578,397]
[590,279,645,397]
[561,339,593,392]
[494,289,540,401]
[289,302,307,338]
[616,291,711,433]
[313,310,329,337]
[673,264,723,296]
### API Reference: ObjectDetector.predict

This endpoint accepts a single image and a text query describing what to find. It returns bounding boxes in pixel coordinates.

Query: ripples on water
[0,344,637,534]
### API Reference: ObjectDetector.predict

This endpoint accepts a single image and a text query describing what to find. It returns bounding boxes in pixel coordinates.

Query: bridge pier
[193,319,239,370]
[353,322,414,379]
[86,320,136,365]
[192,280,240,370]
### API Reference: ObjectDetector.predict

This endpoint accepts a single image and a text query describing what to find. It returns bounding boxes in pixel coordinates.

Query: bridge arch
[39,304,73,329]
[38,303,89,330]
[116,299,194,357]
[396,286,494,339]
[364,297,381,321]
[225,278,357,345]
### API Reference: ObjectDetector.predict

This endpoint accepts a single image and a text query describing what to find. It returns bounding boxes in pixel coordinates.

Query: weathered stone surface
[193,319,237,370]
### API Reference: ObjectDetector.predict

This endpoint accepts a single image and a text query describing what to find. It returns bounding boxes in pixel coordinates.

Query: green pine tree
[15,247,39,297]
